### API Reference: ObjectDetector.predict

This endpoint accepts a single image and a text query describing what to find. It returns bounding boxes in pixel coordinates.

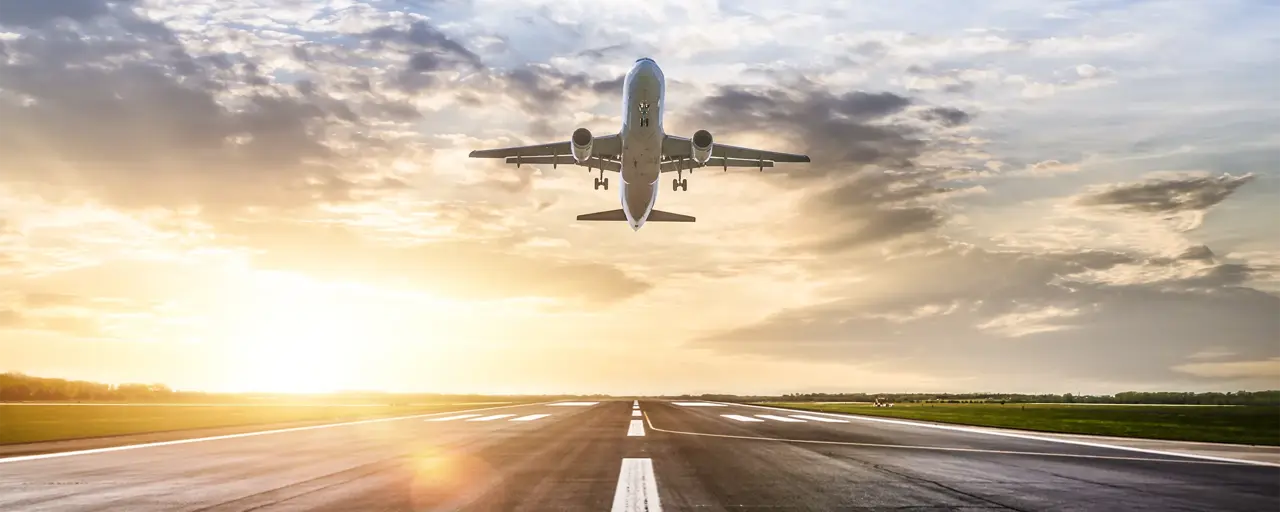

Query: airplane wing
[662,135,811,166]
[469,134,623,171]
[659,157,773,173]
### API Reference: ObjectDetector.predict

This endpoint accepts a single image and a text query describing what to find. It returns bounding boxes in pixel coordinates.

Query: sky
[0,0,1276,395]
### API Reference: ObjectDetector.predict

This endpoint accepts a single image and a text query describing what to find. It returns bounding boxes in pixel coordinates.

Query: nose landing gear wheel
[673,178,688,191]
[602,177,609,190]
[680,179,688,191]
[672,178,679,192]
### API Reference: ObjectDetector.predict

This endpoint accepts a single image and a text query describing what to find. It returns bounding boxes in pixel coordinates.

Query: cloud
[0,0,129,27]
[229,221,651,304]
[1078,173,1256,214]
[919,106,972,127]
[693,244,1280,385]
[1172,358,1280,380]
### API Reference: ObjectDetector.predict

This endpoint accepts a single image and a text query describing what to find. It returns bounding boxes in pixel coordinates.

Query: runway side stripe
[673,402,725,407]
[611,458,663,512]
[426,414,484,422]
[644,412,1262,466]
[510,414,551,422]
[789,414,849,423]
[716,402,1280,468]
[632,410,642,417]
[468,414,517,422]
[722,414,764,422]
[0,402,552,464]
[627,419,646,436]
[756,415,805,423]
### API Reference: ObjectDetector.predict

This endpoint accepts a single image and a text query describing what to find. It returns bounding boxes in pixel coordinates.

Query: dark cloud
[693,245,1280,386]
[1079,173,1256,213]
[368,20,482,68]
[0,0,130,27]
[577,43,630,60]
[1179,245,1215,262]
[920,106,972,127]
[687,82,972,254]
[0,4,400,216]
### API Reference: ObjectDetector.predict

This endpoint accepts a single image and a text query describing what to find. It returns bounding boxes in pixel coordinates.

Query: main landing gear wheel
[594,177,609,190]
[672,178,688,191]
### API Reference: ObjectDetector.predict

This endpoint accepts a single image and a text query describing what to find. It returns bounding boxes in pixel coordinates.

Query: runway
[1,400,1276,511]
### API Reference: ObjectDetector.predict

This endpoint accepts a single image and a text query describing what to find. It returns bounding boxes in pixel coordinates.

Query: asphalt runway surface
[1,400,1276,511]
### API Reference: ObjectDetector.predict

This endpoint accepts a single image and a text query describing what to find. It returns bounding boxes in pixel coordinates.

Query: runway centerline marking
[716,402,1280,468]
[627,419,645,436]
[611,458,662,512]
[468,414,518,422]
[643,413,1260,466]
[757,414,805,423]
[632,410,642,417]
[722,414,764,422]
[510,414,551,422]
[426,414,484,422]
[0,402,552,464]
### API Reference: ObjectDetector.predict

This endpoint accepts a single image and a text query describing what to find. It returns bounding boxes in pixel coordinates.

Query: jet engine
[571,128,593,163]
[691,129,713,164]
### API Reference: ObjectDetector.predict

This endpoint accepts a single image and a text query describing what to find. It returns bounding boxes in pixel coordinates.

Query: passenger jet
[468,58,811,230]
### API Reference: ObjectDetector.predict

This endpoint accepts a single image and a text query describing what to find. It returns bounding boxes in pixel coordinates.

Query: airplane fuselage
[618,58,665,231]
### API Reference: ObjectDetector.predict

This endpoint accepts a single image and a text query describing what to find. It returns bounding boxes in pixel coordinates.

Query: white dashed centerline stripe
[632,410,642,417]
[426,414,484,422]
[627,419,646,436]
[510,414,551,422]
[722,414,764,422]
[789,414,849,423]
[468,414,518,422]
[611,458,662,512]
[757,415,805,423]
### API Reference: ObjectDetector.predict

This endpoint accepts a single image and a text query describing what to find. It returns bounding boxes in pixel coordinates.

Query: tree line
[697,391,1280,406]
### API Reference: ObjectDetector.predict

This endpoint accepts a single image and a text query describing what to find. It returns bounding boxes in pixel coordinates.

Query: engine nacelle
[691,129,713,164]
[571,128,593,163]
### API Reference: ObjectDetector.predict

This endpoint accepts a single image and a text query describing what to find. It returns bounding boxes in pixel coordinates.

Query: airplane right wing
[469,134,623,171]
[661,134,810,170]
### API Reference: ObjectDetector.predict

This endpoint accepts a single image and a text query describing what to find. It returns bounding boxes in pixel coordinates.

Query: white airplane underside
[468,57,811,231]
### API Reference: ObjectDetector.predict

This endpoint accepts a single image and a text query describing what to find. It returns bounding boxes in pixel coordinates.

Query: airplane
[467,57,811,231]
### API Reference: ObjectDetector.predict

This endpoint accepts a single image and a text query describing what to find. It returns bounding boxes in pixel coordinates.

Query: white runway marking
[757,415,805,423]
[549,401,599,406]
[722,414,765,422]
[673,402,725,407]
[644,414,1256,466]
[0,402,548,464]
[627,419,646,436]
[426,414,484,422]
[790,414,849,423]
[717,402,1280,468]
[633,400,639,406]
[510,414,551,422]
[611,458,663,512]
[633,405,640,410]
[467,414,518,422]
[632,410,642,417]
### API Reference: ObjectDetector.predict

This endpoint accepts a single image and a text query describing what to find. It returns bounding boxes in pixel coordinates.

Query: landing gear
[672,170,688,191]
[593,168,608,190]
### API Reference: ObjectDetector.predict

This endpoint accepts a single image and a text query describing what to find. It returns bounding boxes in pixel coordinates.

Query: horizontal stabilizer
[648,210,696,222]
[576,209,629,221]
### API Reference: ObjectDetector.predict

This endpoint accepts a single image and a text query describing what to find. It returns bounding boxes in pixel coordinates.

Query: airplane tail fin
[575,209,696,222]
[647,210,696,222]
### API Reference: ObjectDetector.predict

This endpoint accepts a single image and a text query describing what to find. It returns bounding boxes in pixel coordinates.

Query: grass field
[0,402,517,445]
[760,402,1280,446]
